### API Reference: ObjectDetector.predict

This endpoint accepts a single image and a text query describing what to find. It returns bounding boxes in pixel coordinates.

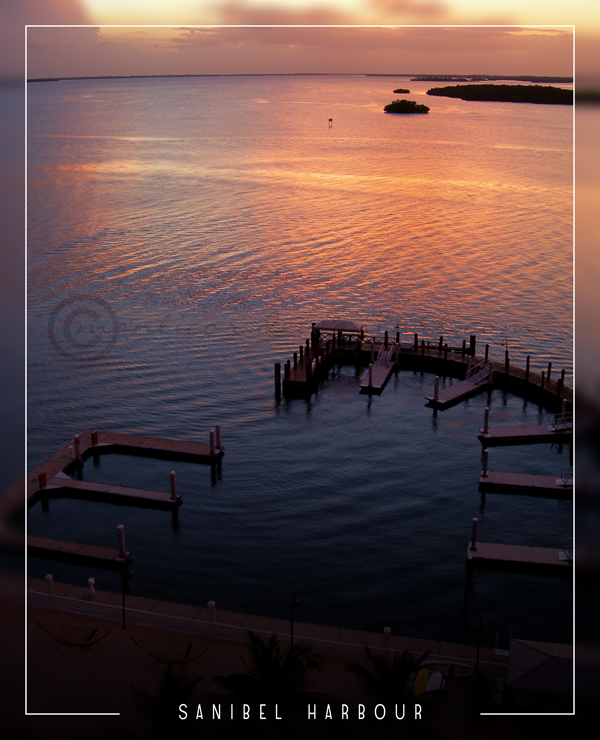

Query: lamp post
[289,592,300,648]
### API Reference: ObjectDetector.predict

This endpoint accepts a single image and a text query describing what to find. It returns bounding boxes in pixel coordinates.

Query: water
[27,75,573,648]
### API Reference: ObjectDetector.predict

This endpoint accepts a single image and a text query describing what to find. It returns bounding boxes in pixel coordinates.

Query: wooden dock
[27,535,131,570]
[425,375,491,409]
[279,325,573,410]
[27,429,223,508]
[359,344,397,393]
[479,470,573,499]
[42,474,182,510]
[467,541,572,576]
[478,424,572,446]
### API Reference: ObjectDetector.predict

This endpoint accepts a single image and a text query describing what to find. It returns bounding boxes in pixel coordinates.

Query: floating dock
[27,534,131,570]
[478,421,572,446]
[277,324,572,412]
[41,473,182,510]
[479,470,573,499]
[359,344,397,393]
[467,541,572,576]
[27,429,223,509]
[425,375,491,408]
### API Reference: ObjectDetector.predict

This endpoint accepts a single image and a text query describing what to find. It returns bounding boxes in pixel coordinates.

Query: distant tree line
[426,84,573,105]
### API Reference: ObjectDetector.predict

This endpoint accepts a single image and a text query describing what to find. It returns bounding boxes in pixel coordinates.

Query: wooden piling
[485,344,489,361]
[414,333,419,350]
[293,352,297,369]
[275,363,281,395]
[462,339,466,355]
[470,518,478,551]
[547,362,552,382]
[470,335,476,356]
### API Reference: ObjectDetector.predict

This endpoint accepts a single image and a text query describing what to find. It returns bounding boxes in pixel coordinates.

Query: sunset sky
[26,26,574,79]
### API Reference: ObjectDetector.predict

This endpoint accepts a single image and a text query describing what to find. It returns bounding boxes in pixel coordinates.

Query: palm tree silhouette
[346,646,428,702]
[213,631,322,701]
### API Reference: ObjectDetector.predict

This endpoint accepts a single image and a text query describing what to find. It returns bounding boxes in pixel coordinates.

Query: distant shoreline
[27,72,574,84]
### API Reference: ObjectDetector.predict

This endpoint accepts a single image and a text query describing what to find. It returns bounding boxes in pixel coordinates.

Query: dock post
[306,339,310,354]
[299,345,303,362]
[285,360,291,380]
[207,600,216,623]
[470,335,476,356]
[439,335,443,353]
[370,338,375,363]
[170,470,177,500]
[293,352,297,370]
[117,524,126,558]
[215,423,222,449]
[483,407,490,434]
[421,339,424,355]
[45,574,54,596]
[462,339,466,355]
[38,472,46,489]
[384,331,388,349]
[414,333,418,350]
[526,356,530,383]
[383,626,391,649]
[360,328,365,340]
[547,362,552,382]
[434,376,440,402]
[368,363,373,388]
[541,371,545,390]
[91,431,98,446]
[210,429,216,456]
[485,344,489,361]
[558,369,565,396]
[504,350,509,375]
[470,518,478,551]
[482,450,489,478]
[466,355,472,377]
[274,363,281,395]
[73,434,81,462]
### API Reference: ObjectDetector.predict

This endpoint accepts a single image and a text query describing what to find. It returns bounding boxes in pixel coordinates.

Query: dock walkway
[478,424,572,446]
[28,535,131,570]
[27,429,223,508]
[479,470,573,499]
[467,541,572,576]
[44,473,182,510]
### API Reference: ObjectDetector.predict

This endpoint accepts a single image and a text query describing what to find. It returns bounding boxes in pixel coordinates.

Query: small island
[393,88,410,94]
[426,84,572,105]
[384,99,430,114]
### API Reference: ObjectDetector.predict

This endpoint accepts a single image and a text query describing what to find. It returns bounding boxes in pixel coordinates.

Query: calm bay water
[27,75,573,647]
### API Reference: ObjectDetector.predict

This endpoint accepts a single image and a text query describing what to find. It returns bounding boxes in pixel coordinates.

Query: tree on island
[384,99,430,114]
[426,84,572,105]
